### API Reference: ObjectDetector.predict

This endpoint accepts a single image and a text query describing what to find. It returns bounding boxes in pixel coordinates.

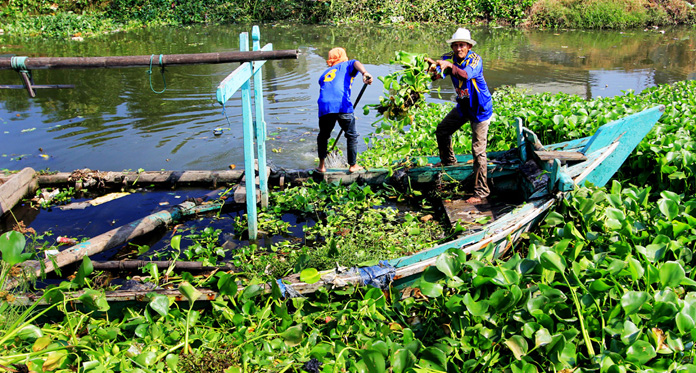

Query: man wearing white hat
[425,27,493,204]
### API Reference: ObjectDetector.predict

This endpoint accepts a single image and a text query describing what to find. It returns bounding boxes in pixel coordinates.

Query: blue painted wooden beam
[582,105,664,187]
[239,32,258,240]
[252,26,269,208]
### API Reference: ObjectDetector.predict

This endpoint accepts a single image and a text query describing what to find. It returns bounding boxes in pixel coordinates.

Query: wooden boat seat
[533,150,587,163]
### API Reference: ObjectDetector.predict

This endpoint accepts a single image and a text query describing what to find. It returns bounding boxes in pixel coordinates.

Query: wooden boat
[6,105,664,304]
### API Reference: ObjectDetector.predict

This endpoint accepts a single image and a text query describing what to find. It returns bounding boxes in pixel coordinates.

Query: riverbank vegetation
[2,63,696,370]
[1,0,695,39]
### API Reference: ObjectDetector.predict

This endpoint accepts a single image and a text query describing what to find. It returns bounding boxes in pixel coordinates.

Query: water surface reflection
[0,25,694,171]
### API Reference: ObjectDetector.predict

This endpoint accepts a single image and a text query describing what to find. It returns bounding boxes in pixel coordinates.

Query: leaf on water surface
[362,349,386,373]
[505,335,529,360]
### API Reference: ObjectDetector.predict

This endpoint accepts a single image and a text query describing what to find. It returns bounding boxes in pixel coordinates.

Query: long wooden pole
[0,49,299,70]
[92,260,236,272]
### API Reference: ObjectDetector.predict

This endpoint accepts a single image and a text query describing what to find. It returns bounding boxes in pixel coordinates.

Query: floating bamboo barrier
[0,50,299,70]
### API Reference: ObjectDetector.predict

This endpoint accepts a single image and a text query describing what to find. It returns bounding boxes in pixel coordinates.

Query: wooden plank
[216,62,252,105]
[0,49,298,70]
[0,167,37,216]
[534,150,587,162]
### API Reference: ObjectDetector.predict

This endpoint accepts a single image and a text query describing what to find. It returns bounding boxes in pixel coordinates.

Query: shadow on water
[0,24,695,173]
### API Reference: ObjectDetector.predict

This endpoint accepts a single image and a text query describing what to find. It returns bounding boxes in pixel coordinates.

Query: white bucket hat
[447,28,477,47]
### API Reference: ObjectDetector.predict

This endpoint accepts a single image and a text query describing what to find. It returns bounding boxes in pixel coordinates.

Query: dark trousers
[317,113,358,166]
[435,107,491,198]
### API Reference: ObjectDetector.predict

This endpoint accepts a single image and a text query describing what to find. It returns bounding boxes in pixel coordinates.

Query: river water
[1,24,695,172]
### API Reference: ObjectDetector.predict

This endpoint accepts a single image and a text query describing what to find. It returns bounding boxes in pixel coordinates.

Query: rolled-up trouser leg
[435,107,466,165]
[471,119,490,198]
[337,113,358,166]
[317,114,338,160]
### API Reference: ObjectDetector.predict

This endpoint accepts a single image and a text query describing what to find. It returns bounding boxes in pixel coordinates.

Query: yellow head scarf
[326,47,348,67]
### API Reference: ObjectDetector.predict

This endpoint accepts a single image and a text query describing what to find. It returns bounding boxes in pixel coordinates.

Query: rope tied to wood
[10,56,29,72]
[147,54,167,94]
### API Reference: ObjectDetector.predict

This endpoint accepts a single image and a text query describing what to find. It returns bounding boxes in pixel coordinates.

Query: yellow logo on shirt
[323,69,337,82]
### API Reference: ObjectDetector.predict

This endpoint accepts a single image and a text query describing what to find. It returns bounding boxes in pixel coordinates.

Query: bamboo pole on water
[0,50,299,70]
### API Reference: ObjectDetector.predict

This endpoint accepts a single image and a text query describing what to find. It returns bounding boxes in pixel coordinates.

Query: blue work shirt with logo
[317,60,358,117]
[441,50,493,122]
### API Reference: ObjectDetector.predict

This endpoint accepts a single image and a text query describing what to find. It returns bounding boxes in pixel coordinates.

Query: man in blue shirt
[426,28,493,204]
[316,47,373,173]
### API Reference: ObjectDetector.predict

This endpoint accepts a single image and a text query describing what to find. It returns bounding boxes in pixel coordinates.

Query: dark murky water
[1,24,695,172]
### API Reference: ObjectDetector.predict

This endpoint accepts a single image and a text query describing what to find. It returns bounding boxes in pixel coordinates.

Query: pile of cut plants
[1,64,696,372]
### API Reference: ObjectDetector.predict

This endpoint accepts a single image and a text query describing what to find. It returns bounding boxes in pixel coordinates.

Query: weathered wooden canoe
[8,105,664,304]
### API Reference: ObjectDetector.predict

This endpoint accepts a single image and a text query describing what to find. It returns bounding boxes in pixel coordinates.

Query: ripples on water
[0,25,694,172]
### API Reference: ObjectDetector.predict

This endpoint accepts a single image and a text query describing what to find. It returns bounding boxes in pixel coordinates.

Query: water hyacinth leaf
[72,256,93,287]
[42,350,68,371]
[505,335,528,360]
[0,231,30,266]
[369,340,389,357]
[391,348,416,373]
[170,234,182,251]
[241,284,264,301]
[300,268,321,284]
[626,340,656,366]
[79,289,110,312]
[658,198,679,221]
[435,251,461,278]
[621,320,640,345]
[622,291,649,315]
[677,312,695,334]
[135,351,158,367]
[590,278,613,292]
[148,294,170,317]
[540,251,566,273]
[17,325,43,341]
[545,211,564,226]
[417,279,443,298]
[280,324,304,347]
[362,349,386,373]
[659,261,685,288]
[627,257,644,282]
[217,272,238,297]
[178,281,202,305]
[33,335,52,351]
[418,347,447,371]
[535,328,552,347]
[463,293,489,317]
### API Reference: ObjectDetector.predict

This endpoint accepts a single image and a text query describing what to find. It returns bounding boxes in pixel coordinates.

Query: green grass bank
[1,0,695,38]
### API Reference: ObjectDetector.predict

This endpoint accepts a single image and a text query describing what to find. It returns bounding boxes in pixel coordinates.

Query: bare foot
[465,196,485,204]
[348,164,363,173]
[316,159,326,173]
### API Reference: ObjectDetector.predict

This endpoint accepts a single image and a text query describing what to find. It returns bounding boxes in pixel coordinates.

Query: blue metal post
[240,32,258,240]
[252,26,269,208]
